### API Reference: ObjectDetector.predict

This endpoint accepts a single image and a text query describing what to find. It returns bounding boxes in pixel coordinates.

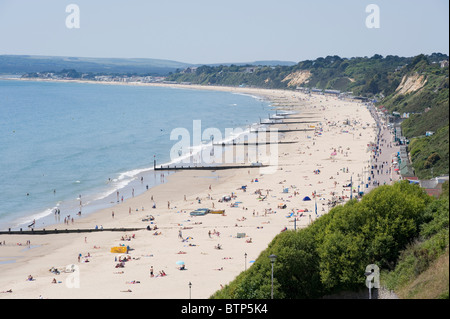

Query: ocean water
[0,80,275,230]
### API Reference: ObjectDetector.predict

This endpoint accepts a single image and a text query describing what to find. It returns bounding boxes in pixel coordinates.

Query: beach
[0,84,393,299]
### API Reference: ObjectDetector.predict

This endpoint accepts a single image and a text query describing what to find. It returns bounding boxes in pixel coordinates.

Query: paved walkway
[366,115,401,193]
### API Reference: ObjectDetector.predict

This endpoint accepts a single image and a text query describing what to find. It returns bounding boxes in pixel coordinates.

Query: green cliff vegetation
[210,181,449,299]
[382,184,449,299]
[408,126,449,179]
[380,55,449,179]
[168,64,295,89]
[167,53,446,96]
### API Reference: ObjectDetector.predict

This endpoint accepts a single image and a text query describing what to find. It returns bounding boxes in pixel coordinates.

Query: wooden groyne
[0,227,145,235]
[281,116,318,119]
[248,128,315,133]
[213,141,298,146]
[275,128,315,133]
[154,164,268,171]
[262,121,319,125]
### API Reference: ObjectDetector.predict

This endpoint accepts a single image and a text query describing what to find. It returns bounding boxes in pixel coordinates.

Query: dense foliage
[210,181,446,299]
[167,64,295,89]
[408,125,449,179]
[382,186,449,298]
[292,54,410,96]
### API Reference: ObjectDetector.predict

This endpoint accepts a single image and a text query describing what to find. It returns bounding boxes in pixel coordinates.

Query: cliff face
[395,74,428,96]
[282,70,312,87]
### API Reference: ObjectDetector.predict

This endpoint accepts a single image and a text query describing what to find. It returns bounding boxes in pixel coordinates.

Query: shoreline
[0,81,382,299]
[0,78,278,232]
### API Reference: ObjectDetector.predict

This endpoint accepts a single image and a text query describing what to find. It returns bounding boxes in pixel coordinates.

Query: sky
[0,0,448,64]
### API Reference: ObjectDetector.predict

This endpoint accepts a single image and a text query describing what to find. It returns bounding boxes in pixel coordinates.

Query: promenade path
[367,117,402,193]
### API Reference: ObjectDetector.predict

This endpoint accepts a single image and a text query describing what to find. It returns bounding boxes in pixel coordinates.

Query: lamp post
[268,254,277,299]
[350,175,353,200]
[244,253,247,271]
[188,282,192,299]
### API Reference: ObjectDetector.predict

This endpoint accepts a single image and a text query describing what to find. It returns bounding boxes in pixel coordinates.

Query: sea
[0,79,276,231]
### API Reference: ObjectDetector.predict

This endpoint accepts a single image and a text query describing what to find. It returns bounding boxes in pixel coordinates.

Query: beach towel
[111,247,128,253]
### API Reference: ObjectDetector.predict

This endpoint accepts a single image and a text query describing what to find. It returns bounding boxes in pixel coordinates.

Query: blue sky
[0,0,448,64]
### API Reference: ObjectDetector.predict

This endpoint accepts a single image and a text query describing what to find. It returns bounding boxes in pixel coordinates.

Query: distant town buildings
[23,72,167,84]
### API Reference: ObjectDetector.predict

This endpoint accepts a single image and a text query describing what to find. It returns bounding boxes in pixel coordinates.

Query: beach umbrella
[176,261,185,265]
[303,196,311,201]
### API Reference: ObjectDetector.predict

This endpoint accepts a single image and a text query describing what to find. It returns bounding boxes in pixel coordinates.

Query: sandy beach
[0,83,392,299]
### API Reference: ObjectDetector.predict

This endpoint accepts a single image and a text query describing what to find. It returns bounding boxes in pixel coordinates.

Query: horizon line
[1,52,449,67]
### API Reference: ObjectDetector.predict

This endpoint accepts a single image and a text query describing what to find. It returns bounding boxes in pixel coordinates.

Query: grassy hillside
[166,64,295,89]
[398,248,448,299]
[408,125,449,179]
[291,54,410,96]
[380,55,449,178]
[166,54,414,94]
[167,53,447,96]
[382,189,449,298]
[381,55,449,135]
[211,181,449,299]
